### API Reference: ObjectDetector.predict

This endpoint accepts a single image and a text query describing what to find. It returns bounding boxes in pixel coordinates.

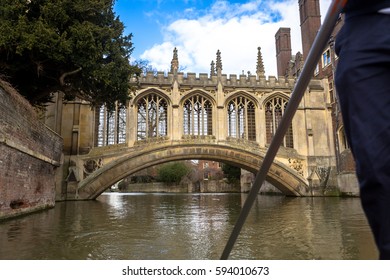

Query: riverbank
[0,80,63,220]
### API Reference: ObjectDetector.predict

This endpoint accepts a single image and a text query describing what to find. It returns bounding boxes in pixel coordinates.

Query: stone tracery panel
[183,94,213,136]
[265,95,294,148]
[97,104,126,146]
[137,93,168,140]
[227,95,256,141]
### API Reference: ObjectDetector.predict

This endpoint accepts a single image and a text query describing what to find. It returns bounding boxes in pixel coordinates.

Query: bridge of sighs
[52,48,336,200]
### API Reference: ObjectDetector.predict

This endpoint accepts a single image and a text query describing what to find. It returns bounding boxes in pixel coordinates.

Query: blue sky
[114,0,331,76]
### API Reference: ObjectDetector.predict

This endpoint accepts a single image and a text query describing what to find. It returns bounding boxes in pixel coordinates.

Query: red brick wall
[275,28,292,77]
[0,81,63,219]
[299,0,321,60]
[339,149,356,173]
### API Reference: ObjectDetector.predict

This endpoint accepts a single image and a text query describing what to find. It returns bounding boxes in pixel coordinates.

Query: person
[335,0,390,259]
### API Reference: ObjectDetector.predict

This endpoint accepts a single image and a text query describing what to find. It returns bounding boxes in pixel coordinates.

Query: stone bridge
[74,139,309,200]
[51,48,337,200]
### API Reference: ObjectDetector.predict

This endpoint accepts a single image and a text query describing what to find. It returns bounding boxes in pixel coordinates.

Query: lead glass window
[97,103,127,146]
[137,94,168,140]
[227,96,256,141]
[183,95,212,136]
[265,96,293,148]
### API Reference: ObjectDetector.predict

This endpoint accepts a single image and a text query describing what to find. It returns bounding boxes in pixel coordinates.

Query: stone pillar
[215,81,225,141]
[127,103,136,146]
[171,79,181,140]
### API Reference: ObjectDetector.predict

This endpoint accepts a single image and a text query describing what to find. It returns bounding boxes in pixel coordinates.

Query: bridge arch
[76,144,309,200]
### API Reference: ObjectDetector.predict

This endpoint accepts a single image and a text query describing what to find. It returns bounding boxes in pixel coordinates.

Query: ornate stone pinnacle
[216,50,222,75]
[210,60,215,76]
[256,47,265,77]
[170,47,179,74]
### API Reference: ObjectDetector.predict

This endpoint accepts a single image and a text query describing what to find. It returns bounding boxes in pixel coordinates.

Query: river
[0,193,378,260]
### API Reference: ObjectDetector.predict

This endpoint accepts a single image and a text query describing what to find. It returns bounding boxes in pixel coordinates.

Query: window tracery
[97,103,126,146]
[183,95,212,136]
[265,96,293,148]
[137,94,168,140]
[227,96,256,141]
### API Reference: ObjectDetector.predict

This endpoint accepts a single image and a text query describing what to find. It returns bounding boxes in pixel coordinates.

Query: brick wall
[0,80,63,220]
[339,149,356,173]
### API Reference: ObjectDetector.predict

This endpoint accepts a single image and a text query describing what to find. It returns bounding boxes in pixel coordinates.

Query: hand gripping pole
[220,0,348,260]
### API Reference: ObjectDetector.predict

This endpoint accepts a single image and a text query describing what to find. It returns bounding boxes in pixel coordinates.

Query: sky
[114,0,332,77]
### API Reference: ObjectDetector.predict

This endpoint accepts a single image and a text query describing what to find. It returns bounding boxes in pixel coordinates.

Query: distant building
[275,0,356,192]
[196,160,223,180]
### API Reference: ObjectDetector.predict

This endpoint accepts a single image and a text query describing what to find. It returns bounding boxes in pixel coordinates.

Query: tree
[157,162,190,184]
[0,0,141,108]
[222,163,241,184]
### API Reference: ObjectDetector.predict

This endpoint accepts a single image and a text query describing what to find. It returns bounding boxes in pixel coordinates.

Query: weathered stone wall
[119,180,239,193]
[121,182,189,193]
[0,81,63,220]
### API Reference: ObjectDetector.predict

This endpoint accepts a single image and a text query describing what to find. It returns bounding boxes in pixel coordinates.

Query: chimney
[275,27,292,77]
[299,0,321,60]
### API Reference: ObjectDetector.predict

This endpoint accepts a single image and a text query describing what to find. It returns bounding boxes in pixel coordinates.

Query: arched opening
[76,144,308,199]
[337,126,350,152]
[137,93,168,140]
[265,96,294,148]
[183,94,213,136]
[227,96,256,141]
[96,103,126,146]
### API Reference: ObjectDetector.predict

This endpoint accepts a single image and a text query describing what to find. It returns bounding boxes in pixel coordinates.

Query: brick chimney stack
[299,0,321,61]
[275,27,292,77]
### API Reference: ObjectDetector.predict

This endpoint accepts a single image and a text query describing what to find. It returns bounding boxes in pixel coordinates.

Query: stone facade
[0,80,63,219]
[47,0,358,198]
[50,48,351,199]
[277,0,358,195]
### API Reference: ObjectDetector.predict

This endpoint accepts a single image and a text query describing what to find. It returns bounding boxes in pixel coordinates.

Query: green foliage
[0,0,141,108]
[222,163,241,183]
[157,162,190,184]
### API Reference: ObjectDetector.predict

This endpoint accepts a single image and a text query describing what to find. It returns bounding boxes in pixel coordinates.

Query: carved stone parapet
[181,135,216,144]
[87,143,127,157]
[134,136,170,147]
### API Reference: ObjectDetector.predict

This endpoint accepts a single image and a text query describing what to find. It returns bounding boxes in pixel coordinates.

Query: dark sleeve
[343,0,390,12]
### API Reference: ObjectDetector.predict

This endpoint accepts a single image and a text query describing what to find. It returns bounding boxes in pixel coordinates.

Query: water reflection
[0,193,378,260]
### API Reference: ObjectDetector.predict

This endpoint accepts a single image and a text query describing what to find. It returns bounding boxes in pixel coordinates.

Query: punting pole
[220,0,348,260]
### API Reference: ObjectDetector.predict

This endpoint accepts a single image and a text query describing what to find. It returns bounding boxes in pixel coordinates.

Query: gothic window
[137,94,168,140]
[265,96,294,148]
[227,96,256,141]
[97,103,126,146]
[183,95,212,136]
[338,126,350,152]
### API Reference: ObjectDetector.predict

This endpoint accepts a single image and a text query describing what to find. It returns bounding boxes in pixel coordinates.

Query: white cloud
[140,0,332,77]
